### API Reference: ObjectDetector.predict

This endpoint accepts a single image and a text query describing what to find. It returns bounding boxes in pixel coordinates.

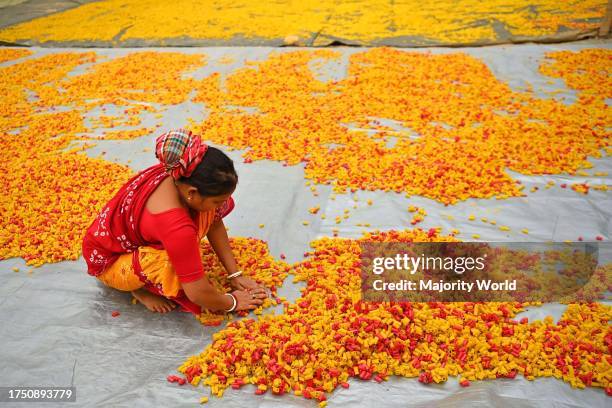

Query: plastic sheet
[0,40,610,407]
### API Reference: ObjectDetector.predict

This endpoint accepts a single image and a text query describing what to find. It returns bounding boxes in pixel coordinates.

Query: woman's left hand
[229,275,263,292]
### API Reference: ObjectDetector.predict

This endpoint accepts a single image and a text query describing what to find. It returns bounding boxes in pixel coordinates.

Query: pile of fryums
[190,47,610,204]
[178,230,611,405]
[1,47,609,265]
[194,237,290,326]
[0,50,209,265]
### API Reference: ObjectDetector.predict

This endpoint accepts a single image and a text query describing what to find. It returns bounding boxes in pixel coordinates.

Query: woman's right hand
[231,289,266,311]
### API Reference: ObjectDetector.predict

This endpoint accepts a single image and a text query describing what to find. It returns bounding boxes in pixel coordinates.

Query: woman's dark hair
[179,146,238,197]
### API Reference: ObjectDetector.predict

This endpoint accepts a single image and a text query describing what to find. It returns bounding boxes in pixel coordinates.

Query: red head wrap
[154,129,208,179]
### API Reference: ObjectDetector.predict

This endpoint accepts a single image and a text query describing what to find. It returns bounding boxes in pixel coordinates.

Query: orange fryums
[2,51,205,139]
[89,115,127,128]
[0,50,216,265]
[539,49,612,99]
[189,48,610,205]
[89,105,162,137]
[0,52,97,131]
[407,206,427,225]
[99,127,155,140]
[178,229,612,400]
[571,183,590,195]
[57,51,205,109]
[0,52,137,266]
[195,237,290,326]
[0,111,133,266]
[0,0,606,45]
[2,48,605,266]
[591,184,609,192]
[1,48,608,263]
[0,48,33,63]
[89,106,151,129]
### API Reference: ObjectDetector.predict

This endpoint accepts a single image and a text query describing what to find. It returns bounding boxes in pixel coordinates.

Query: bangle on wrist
[224,293,237,312]
[227,270,243,279]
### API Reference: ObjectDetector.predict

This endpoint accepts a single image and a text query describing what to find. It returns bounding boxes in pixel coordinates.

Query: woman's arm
[182,277,233,311]
[184,219,265,311]
[147,210,264,311]
[207,219,263,291]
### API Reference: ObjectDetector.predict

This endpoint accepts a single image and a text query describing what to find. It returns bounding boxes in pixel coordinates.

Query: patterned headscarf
[155,129,208,179]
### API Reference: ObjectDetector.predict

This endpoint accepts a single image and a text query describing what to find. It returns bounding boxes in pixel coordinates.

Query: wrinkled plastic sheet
[0,40,611,407]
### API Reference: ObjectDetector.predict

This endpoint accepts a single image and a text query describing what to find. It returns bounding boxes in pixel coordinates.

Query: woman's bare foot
[131,289,176,313]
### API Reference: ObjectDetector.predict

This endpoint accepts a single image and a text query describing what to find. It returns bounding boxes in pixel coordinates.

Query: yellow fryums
[190,47,611,204]
[0,1,606,44]
[539,49,612,99]
[179,231,612,401]
[1,47,609,266]
[0,48,32,63]
[0,51,206,266]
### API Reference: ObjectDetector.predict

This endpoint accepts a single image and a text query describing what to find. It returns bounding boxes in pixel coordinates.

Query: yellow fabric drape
[97,251,142,291]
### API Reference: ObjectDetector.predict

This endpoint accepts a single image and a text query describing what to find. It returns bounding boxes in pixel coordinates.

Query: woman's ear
[187,186,199,201]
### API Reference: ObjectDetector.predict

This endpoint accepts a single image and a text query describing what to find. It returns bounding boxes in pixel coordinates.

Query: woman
[82,129,267,314]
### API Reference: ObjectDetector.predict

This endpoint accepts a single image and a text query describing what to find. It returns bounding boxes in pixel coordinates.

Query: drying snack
[0,48,32,63]
[0,1,606,45]
[190,48,610,204]
[178,230,612,400]
[2,48,608,266]
[195,237,290,325]
[0,51,205,265]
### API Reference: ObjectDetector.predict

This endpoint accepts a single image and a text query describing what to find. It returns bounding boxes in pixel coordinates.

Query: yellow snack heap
[190,48,610,204]
[195,237,290,325]
[178,229,612,401]
[0,1,606,45]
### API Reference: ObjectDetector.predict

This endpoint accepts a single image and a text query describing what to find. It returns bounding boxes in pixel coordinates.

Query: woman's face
[176,179,234,212]
[189,190,233,212]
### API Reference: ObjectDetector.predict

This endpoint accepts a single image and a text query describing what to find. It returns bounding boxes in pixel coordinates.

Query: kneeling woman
[82,129,267,314]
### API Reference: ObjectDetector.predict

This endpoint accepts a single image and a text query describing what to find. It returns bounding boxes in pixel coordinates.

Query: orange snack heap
[0,51,209,265]
[195,237,290,326]
[178,229,612,400]
[0,48,32,64]
[190,48,610,204]
[0,52,135,266]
